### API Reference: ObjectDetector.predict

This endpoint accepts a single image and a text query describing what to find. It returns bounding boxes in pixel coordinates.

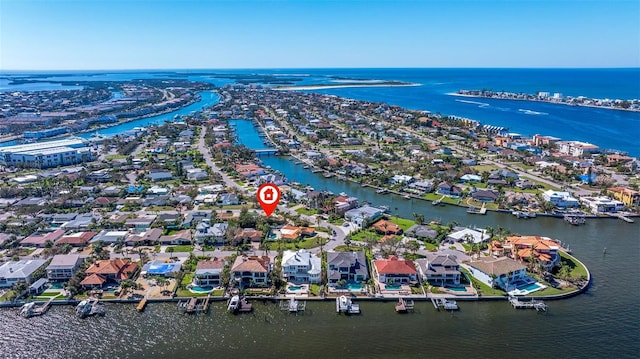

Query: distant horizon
[2,66,639,73]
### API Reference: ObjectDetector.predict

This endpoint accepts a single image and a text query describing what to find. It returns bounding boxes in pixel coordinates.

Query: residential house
[408,180,434,193]
[607,187,640,207]
[370,219,402,235]
[193,258,226,287]
[390,174,414,184]
[55,231,96,247]
[0,259,48,288]
[80,259,138,288]
[90,230,128,244]
[415,253,461,286]
[125,228,163,246]
[148,170,173,182]
[277,225,315,241]
[125,215,157,231]
[405,225,438,240]
[472,189,499,203]
[372,256,419,284]
[47,254,84,281]
[195,221,228,244]
[466,257,527,291]
[460,174,482,183]
[183,211,211,228]
[61,213,96,229]
[436,182,462,197]
[504,236,561,270]
[447,227,489,244]
[326,251,369,286]
[232,228,263,245]
[231,256,271,288]
[281,249,322,284]
[344,205,385,228]
[21,229,66,247]
[186,168,208,181]
[331,195,358,215]
[217,193,240,206]
[158,229,192,245]
[580,196,625,213]
[542,190,579,208]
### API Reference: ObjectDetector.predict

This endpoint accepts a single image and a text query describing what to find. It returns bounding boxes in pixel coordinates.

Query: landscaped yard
[560,251,589,279]
[266,236,326,250]
[388,217,416,231]
[167,245,194,253]
[295,207,317,216]
[460,268,506,296]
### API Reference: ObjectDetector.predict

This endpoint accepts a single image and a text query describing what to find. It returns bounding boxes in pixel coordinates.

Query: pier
[608,213,635,223]
[177,297,210,314]
[395,298,415,313]
[431,297,459,311]
[467,203,487,215]
[280,297,306,313]
[508,296,547,312]
[19,297,54,318]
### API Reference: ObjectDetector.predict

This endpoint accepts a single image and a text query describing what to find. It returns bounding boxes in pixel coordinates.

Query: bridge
[254,149,278,157]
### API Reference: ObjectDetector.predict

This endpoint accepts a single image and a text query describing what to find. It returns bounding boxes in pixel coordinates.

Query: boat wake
[456,99,489,108]
[518,109,548,115]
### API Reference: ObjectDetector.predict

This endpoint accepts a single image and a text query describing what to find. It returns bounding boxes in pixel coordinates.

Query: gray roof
[0,259,47,280]
[327,251,368,277]
[406,225,438,239]
[47,254,83,269]
[344,205,383,219]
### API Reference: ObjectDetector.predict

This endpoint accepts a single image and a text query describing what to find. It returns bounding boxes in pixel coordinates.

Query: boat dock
[608,213,635,223]
[432,196,445,205]
[19,297,54,318]
[564,213,586,225]
[431,297,459,311]
[177,296,210,314]
[508,296,547,312]
[336,295,360,314]
[467,203,487,215]
[280,297,306,313]
[395,298,415,313]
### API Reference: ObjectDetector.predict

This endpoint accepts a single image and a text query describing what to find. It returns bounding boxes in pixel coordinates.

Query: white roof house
[0,259,48,288]
[344,205,385,228]
[447,228,489,244]
[542,190,579,208]
[281,249,321,284]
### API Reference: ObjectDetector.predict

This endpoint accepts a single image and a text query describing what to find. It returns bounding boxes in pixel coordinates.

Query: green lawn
[526,285,575,297]
[424,242,439,251]
[267,236,326,250]
[560,251,589,279]
[332,245,365,252]
[351,229,382,242]
[460,268,506,296]
[175,289,210,297]
[389,217,416,231]
[309,284,321,296]
[104,154,127,161]
[471,164,499,173]
[181,273,194,286]
[168,245,194,253]
[37,291,62,297]
[295,207,316,216]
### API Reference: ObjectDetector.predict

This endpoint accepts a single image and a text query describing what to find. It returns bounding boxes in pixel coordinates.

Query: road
[198,125,243,191]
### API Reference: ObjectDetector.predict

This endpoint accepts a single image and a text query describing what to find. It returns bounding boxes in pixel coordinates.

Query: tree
[405,240,420,254]
[412,212,425,225]
[344,235,352,250]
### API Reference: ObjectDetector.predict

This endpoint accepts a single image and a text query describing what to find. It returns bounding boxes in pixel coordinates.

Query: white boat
[336,295,360,314]
[75,298,104,318]
[19,302,36,318]
[227,295,240,312]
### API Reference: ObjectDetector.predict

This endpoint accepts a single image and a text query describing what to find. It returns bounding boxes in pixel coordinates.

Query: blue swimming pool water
[288,285,303,291]
[447,287,467,292]
[189,285,213,293]
[385,284,401,290]
[518,283,542,292]
[347,283,362,291]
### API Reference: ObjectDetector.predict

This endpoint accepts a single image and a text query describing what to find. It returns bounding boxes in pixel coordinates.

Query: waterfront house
[326,251,369,287]
[47,254,84,281]
[415,254,461,286]
[20,229,66,248]
[281,249,322,284]
[466,257,527,291]
[0,259,48,288]
[231,256,271,288]
[436,182,462,197]
[580,196,625,213]
[405,225,438,240]
[472,189,499,203]
[372,256,419,284]
[370,219,402,235]
[504,236,561,270]
[80,259,138,289]
[331,195,358,215]
[542,190,579,208]
[607,187,640,207]
[193,258,226,287]
[141,259,182,278]
[447,227,488,244]
[408,180,434,193]
[344,205,385,228]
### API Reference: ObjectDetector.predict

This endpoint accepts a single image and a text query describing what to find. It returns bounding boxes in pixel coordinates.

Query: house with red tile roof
[370,219,402,235]
[80,259,138,288]
[372,256,418,284]
[504,235,561,270]
[277,225,315,241]
[55,231,96,247]
[231,256,271,288]
[20,229,66,247]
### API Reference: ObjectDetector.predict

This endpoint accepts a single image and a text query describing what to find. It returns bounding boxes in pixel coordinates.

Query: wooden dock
[177,297,210,314]
[431,297,459,311]
[508,296,547,312]
[280,298,306,313]
[136,298,147,312]
[608,213,635,223]
[395,298,415,313]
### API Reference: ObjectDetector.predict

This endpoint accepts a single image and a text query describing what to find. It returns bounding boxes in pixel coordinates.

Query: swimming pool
[518,283,543,292]
[288,285,303,291]
[446,287,467,292]
[385,284,402,290]
[347,283,362,291]
[189,285,214,294]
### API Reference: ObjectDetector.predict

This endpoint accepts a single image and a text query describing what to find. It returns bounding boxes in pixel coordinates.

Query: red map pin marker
[257,183,281,216]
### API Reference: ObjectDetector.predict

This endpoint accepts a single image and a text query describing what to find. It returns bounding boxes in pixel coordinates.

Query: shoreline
[275,83,421,91]
[447,92,640,113]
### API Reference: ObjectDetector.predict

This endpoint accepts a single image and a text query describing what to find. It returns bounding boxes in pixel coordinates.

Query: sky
[1,0,639,70]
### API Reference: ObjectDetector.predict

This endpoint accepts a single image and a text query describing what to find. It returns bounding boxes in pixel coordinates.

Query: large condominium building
[0,138,92,169]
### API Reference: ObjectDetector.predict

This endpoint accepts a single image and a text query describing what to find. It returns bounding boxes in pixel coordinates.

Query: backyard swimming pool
[385,284,402,290]
[188,285,214,294]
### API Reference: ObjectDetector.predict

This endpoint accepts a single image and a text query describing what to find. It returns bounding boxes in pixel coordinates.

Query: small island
[453,89,640,112]
[276,81,419,91]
